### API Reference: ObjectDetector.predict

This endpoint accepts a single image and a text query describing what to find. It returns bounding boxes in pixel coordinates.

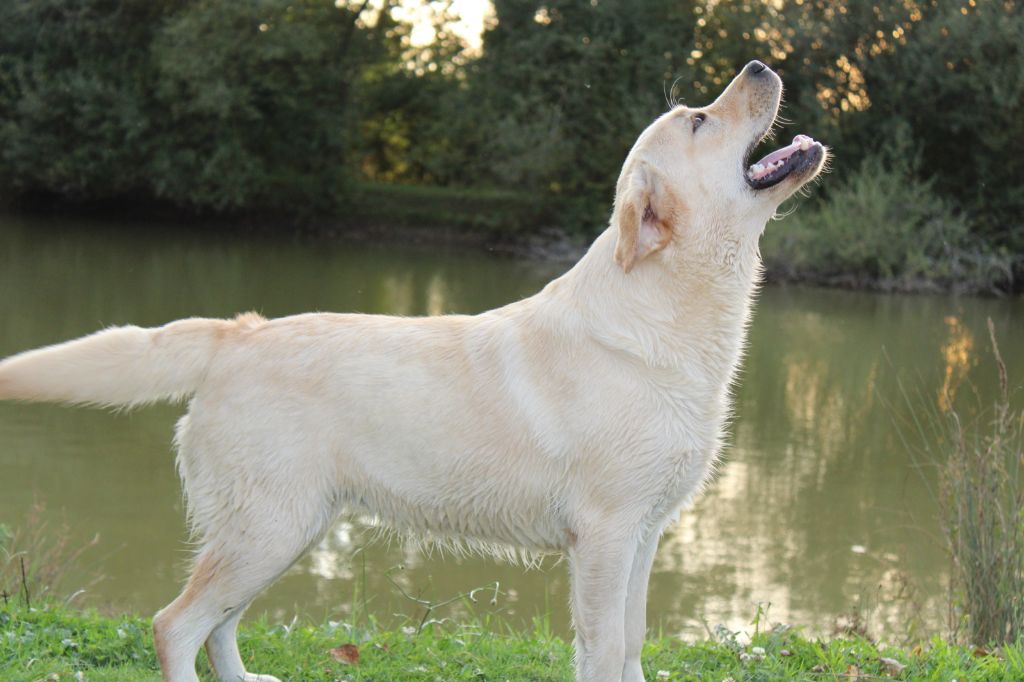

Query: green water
[1,213,1021,641]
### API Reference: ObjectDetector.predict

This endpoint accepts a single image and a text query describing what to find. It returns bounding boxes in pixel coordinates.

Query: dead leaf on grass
[330,643,360,665]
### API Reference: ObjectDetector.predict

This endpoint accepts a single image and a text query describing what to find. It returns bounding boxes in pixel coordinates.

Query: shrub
[149,0,362,215]
[846,0,1024,250]
[762,148,1014,293]
[0,0,382,217]
[0,0,174,202]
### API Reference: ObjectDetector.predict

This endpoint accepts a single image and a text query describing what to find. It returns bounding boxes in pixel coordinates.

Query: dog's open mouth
[745,134,824,190]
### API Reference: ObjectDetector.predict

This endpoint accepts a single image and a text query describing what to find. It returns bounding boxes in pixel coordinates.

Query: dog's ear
[612,163,677,273]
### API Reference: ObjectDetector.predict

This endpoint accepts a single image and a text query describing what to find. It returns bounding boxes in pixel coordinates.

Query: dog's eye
[692,113,707,133]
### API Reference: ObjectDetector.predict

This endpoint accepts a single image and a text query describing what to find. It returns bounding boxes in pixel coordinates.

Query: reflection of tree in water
[0,216,559,351]
[643,288,1019,639]
[2,216,1023,639]
[937,316,974,414]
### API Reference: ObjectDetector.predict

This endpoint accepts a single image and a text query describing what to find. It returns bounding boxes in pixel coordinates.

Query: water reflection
[938,315,974,413]
[0,214,1021,641]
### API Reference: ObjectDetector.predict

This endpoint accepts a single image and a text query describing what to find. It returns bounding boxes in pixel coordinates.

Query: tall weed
[940,321,1024,644]
[0,502,99,607]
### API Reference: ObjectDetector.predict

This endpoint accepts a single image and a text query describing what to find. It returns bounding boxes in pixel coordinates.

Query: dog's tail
[0,317,244,409]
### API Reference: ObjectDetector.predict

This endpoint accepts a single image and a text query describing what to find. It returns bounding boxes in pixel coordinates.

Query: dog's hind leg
[205,606,279,682]
[152,507,330,682]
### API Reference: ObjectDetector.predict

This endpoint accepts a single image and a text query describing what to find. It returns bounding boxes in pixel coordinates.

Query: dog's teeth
[799,139,811,151]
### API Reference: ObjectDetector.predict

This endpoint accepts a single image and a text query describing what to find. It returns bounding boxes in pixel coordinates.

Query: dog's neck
[542,223,763,383]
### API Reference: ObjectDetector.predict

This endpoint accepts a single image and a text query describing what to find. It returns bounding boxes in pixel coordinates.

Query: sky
[390,0,493,50]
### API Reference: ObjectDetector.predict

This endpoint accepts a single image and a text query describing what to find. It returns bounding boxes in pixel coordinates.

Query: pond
[0,213,1021,642]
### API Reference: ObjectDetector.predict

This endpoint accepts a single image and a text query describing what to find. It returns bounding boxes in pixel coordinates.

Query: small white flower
[656,671,670,680]
[751,646,766,656]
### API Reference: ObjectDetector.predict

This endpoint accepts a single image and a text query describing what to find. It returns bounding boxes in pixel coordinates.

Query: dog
[0,61,825,682]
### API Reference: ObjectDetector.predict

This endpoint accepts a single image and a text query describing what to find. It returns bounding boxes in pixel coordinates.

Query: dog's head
[612,60,827,273]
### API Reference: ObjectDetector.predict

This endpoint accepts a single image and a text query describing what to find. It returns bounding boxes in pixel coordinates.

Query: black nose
[745,60,769,76]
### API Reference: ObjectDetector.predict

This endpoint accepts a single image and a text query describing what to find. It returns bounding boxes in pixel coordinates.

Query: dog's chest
[627,367,734,514]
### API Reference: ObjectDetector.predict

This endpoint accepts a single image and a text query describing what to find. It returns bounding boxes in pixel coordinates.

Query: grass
[4,514,1021,682]
[2,602,1023,681]
[1,502,99,610]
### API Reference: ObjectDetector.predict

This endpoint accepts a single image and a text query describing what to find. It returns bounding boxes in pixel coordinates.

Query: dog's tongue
[749,134,815,180]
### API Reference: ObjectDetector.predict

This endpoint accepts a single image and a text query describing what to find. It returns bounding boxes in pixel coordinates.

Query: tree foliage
[0,0,1020,267]
[0,0,176,201]
[0,0,391,215]
[846,0,1024,246]
[356,0,1023,255]
[149,0,361,213]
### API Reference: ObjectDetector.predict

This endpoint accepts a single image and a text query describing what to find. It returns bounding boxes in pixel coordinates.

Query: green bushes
[149,0,357,214]
[0,0,1021,289]
[357,0,1024,282]
[841,0,1024,249]
[0,0,381,216]
[762,150,1015,294]
[0,0,172,201]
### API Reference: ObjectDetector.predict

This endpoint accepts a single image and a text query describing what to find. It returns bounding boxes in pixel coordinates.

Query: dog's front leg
[568,529,638,682]
[621,530,662,682]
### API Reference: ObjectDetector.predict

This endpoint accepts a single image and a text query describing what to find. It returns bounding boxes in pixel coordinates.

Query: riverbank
[340,182,1020,296]
[8,178,1019,296]
[2,603,1020,681]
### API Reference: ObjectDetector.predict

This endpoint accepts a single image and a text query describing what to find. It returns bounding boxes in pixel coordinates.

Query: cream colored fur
[0,64,825,682]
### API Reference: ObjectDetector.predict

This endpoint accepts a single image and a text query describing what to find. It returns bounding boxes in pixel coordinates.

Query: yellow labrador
[0,61,825,682]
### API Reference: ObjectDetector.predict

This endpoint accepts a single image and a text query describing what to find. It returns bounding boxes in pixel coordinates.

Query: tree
[463,0,700,231]
[0,0,394,217]
[0,0,181,202]
[149,0,384,214]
